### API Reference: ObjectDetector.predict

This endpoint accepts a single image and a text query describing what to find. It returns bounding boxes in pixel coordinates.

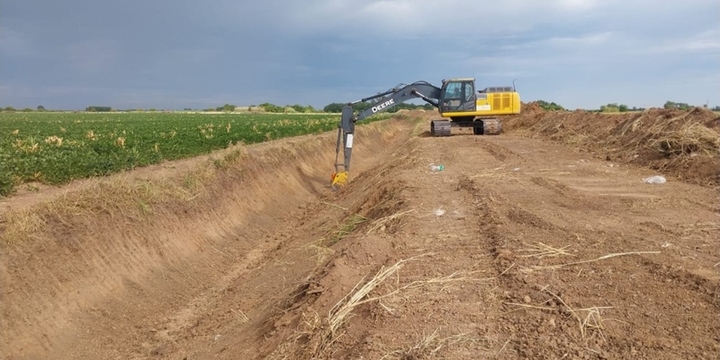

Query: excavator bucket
[331,171,349,188]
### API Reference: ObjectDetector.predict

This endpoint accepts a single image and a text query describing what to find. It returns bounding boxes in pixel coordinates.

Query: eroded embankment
[0,115,420,359]
[503,104,720,187]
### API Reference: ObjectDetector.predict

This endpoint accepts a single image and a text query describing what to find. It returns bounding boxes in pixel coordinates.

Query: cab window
[445,82,463,99]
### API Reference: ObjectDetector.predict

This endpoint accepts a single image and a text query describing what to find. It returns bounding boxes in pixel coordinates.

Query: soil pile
[504,104,720,186]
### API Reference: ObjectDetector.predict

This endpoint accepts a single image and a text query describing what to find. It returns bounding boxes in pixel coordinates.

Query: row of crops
[0,112,393,196]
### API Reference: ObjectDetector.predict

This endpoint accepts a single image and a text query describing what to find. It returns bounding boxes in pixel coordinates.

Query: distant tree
[86,106,112,112]
[712,105,720,111]
[536,100,565,111]
[37,105,46,111]
[259,103,283,113]
[4,106,16,112]
[323,103,345,113]
[600,103,625,112]
[356,102,374,112]
[21,107,33,112]
[664,101,691,110]
[290,104,306,113]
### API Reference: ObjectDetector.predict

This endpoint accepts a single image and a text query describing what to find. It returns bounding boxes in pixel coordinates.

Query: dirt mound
[518,101,546,116]
[504,104,720,187]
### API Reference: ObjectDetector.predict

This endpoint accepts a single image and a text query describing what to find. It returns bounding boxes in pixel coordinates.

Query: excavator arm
[331,81,441,188]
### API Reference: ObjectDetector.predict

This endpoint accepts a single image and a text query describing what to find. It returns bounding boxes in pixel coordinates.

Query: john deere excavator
[331,77,521,187]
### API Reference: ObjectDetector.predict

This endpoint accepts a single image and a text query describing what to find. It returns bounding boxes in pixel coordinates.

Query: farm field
[0,112,391,196]
[1,106,719,359]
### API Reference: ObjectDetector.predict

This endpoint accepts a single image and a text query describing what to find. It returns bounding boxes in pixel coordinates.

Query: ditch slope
[1,109,718,359]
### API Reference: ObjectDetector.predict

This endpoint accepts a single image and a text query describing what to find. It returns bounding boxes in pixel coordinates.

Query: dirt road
[1,110,718,359]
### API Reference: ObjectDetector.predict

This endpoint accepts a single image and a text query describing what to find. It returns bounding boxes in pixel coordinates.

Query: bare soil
[1,109,718,360]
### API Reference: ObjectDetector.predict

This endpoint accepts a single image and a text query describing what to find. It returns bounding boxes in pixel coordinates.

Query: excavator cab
[439,78,476,113]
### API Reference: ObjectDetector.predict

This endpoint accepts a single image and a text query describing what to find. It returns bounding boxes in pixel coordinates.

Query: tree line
[0,102,434,113]
[3,100,719,114]
[535,100,720,112]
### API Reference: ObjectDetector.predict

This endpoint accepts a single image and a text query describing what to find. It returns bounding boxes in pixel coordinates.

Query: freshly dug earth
[1,109,718,360]
[503,103,720,187]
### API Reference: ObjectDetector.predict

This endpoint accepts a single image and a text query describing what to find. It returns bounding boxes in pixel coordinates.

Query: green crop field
[0,112,391,196]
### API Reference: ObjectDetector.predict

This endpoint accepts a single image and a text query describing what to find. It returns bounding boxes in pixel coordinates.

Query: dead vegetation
[519,250,661,274]
[272,254,494,358]
[518,242,574,259]
[380,329,481,360]
[507,288,612,341]
[504,104,720,186]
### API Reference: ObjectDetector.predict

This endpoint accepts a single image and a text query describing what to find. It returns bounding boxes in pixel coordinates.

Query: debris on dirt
[643,175,667,184]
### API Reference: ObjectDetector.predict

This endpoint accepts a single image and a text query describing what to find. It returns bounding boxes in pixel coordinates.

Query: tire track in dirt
[231,135,514,359]
[380,133,720,359]
[469,135,720,359]
[474,138,523,163]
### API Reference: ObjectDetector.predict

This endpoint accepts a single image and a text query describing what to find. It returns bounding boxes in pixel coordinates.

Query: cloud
[62,40,121,74]
[1,0,718,110]
[0,26,37,57]
[651,27,720,53]
[219,0,716,40]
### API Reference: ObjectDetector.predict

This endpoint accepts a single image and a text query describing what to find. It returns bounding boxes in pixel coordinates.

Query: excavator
[331,77,521,187]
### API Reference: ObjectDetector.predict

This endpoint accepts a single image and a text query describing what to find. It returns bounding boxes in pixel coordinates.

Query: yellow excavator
[331,78,521,187]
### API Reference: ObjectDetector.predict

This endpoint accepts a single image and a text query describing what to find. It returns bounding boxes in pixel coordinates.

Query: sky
[1,0,719,111]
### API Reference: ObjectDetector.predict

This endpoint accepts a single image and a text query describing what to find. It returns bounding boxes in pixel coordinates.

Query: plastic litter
[512,168,521,172]
[643,175,666,184]
[430,164,445,172]
[434,208,445,216]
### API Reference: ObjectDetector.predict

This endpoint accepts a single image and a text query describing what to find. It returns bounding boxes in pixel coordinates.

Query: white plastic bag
[643,175,666,184]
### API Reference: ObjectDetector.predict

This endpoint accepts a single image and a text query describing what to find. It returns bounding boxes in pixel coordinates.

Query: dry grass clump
[380,329,481,360]
[293,254,492,357]
[543,289,611,340]
[518,242,574,259]
[520,250,660,274]
[0,209,46,245]
[506,288,612,341]
[614,111,720,158]
[366,209,415,234]
[650,122,719,156]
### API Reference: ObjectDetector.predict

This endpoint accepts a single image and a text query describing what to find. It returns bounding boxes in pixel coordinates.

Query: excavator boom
[332,81,441,187]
